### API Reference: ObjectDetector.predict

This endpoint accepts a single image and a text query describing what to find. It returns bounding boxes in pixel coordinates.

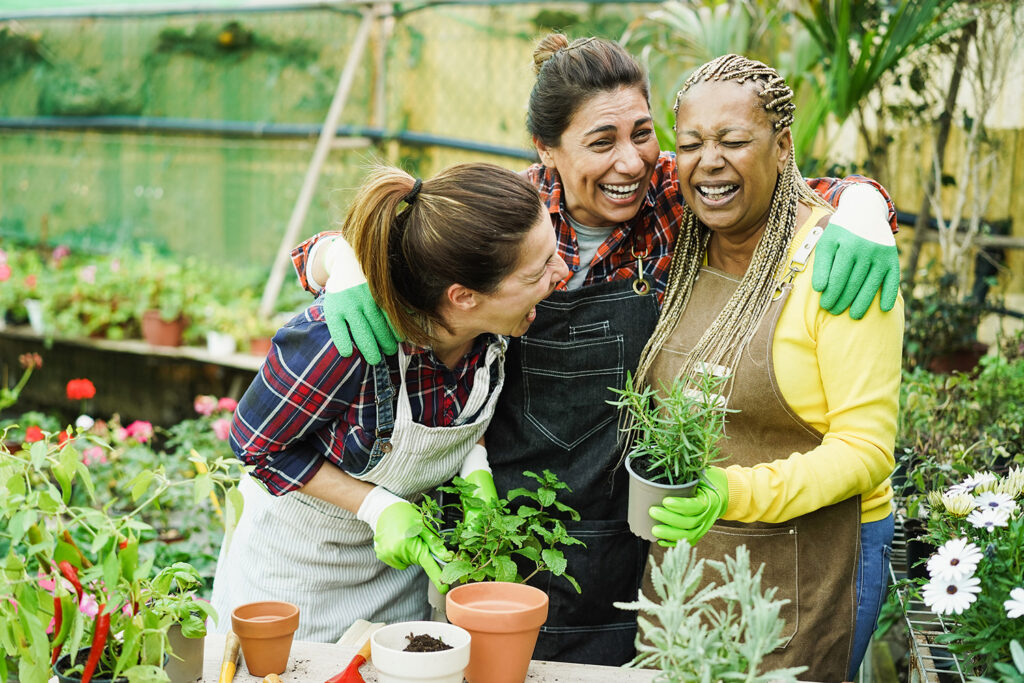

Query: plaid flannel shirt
[230,300,497,495]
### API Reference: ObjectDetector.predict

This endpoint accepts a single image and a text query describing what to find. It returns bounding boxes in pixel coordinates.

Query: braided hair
[633,54,830,392]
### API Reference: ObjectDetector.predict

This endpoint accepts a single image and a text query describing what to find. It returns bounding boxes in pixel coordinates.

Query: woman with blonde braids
[210,163,568,642]
[638,54,903,680]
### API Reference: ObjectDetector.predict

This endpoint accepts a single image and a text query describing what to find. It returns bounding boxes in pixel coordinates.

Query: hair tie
[404,178,422,204]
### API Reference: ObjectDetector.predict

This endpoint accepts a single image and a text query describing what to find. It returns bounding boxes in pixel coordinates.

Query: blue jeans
[848,513,894,680]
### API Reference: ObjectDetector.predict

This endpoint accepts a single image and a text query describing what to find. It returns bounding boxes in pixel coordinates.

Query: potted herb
[0,425,240,683]
[417,469,584,616]
[609,371,733,542]
[369,621,471,683]
[614,541,806,682]
[130,247,203,347]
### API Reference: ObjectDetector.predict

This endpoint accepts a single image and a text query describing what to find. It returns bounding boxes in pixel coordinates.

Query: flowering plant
[1,353,42,411]
[909,467,1024,673]
[0,424,243,683]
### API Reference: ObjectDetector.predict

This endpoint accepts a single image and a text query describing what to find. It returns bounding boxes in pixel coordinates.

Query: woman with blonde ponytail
[210,162,568,643]
[637,55,903,681]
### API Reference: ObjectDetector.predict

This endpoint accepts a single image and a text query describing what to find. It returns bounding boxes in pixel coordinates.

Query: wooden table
[201,633,658,683]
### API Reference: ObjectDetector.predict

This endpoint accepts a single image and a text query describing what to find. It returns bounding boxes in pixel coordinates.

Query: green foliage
[903,272,985,371]
[36,66,143,117]
[153,21,318,65]
[968,640,1024,683]
[0,425,242,683]
[614,542,806,682]
[609,371,733,486]
[418,470,585,591]
[0,25,49,80]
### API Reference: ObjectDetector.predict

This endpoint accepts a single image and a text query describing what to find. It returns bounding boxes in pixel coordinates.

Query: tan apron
[642,214,860,682]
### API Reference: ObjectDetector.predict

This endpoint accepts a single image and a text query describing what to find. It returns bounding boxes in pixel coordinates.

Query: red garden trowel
[324,638,372,683]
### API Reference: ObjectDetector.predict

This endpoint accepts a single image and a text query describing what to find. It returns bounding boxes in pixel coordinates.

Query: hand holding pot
[650,467,730,547]
[357,485,452,593]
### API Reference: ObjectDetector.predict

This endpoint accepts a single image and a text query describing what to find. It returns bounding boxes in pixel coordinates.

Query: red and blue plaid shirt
[230,300,497,495]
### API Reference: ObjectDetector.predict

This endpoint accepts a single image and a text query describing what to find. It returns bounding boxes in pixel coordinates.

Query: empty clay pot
[230,601,300,677]
[445,582,548,683]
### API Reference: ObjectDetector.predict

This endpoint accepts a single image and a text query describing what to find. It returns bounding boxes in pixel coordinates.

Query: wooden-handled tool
[218,632,241,683]
[262,676,283,683]
[324,637,372,683]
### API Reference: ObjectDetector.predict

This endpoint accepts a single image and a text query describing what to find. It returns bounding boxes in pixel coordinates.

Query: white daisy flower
[966,507,1010,533]
[974,491,1018,515]
[75,414,95,431]
[922,575,982,615]
[1005,587,1024,619]
[941,492,976,517]
[926,538,982,582]
[947,471,998,496]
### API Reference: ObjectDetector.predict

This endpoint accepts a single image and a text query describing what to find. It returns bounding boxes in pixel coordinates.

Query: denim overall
[485,276,660,665]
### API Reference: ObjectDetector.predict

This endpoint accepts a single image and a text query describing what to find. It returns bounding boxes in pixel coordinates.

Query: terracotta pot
[248,336,273,356]
[141,310,186,347]
[231,600,300,677]
[165,622,205,683]
[445,582,548,683]
[625,458,700,542]
[926,341,989,374]
[370,620,471,683]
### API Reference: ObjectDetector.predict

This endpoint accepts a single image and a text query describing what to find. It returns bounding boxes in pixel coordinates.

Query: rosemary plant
[615,542,806,682]
[609,371,734,486]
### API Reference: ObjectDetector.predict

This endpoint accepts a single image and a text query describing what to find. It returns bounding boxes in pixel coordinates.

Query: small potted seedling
[417,469,584,617]
[609,371,734,542]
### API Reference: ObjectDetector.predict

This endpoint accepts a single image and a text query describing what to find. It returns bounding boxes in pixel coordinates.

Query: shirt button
[381,442,393,453]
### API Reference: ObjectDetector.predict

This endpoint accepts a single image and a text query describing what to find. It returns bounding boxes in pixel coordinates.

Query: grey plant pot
[625,458,700,542]
[165,623,205,683]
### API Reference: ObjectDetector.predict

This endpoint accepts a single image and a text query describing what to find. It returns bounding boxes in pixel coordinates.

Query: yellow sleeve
[722,239,903,524]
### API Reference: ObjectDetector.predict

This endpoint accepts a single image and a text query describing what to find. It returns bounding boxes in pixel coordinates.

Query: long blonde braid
[634,55,829,392]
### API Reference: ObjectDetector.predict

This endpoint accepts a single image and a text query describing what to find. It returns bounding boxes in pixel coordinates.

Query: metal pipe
[0,116,538,161]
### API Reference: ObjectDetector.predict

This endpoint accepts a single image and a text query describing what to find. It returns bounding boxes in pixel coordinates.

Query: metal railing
[890,515,968,683]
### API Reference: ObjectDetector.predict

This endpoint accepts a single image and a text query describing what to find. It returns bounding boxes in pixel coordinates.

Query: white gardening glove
[320,236,400,364]
[812,184,900,320]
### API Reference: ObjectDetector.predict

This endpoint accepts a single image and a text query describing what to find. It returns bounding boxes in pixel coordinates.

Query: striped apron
[210,340,506,642]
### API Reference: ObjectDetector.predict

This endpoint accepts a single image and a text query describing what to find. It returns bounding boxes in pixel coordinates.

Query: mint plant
[609,371,734,486]
[418,469,585,592]
[615,542,806,682]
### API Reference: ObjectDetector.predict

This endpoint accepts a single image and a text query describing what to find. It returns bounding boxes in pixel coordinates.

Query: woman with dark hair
[291,34,900,664]
[210,162,568,642]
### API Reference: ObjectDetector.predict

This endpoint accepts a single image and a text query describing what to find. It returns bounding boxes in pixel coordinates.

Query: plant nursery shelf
[0,324,260,425]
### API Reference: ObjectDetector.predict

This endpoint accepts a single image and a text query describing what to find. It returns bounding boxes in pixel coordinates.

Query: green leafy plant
[903,272,986,371]
[418,470,585,591]
[614,541,807,682]
[609,371,733,486]
[0,424,242,683]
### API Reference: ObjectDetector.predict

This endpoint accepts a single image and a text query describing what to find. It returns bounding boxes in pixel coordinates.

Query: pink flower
[194,395,217,416]
[212,418,231,441]
[24,274,37,289]
[37,574,57,592]
[83,446,108,466]
[0,263,10,282]
[217,397,238,413]
[51,245,70,263]
[78,592,99,618]
[78,264,97,284]
[125,420,153,443]
[114,427,129,442]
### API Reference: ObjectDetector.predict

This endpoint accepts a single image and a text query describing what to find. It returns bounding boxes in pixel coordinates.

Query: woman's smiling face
[674,80,791,241]
[535,85,660,228]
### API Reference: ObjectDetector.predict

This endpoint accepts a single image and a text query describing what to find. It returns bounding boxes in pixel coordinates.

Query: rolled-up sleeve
[229,306,363,495]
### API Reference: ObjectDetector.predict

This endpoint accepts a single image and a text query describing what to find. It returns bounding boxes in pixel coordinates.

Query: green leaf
[493,555,518,583]
[129,470,156,502]
[541,549,567,576]
[440,559,474,584]
[192,473,212,505]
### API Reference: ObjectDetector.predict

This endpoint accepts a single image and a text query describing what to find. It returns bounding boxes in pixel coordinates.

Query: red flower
[66,378,96,401]
[24,426,44,443]
[0,264,10,282]
[57,430,71,448]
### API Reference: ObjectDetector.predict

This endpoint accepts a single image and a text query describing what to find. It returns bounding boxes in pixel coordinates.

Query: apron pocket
[520,336,624,450]
[703,522,799,647]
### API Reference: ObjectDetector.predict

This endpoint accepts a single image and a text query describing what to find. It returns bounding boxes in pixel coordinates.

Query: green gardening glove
[649,467,730,548]
[356,486,452,594]
[322,236,401,365]
[459,445,498,528]
[812,184,901,320]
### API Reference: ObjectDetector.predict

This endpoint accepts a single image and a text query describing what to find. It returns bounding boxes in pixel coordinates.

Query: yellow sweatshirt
[723,207,903,525]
